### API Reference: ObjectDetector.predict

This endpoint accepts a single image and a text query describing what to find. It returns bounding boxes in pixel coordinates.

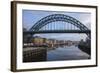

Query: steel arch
[29,14,89,31]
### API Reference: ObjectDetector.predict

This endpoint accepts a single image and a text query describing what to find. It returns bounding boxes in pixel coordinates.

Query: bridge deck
[23,30,91,34]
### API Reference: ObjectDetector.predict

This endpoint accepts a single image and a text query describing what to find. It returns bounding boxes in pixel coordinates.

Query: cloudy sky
[22,10,91,41]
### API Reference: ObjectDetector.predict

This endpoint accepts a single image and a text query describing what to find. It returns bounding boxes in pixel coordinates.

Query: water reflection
[23,45,90,62]
[47,45,90,61]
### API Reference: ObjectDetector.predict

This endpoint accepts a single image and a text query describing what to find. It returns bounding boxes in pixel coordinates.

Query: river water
[47,46,90,61]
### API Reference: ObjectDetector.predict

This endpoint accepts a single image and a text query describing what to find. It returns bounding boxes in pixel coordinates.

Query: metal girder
[24,30,90,34]
[29,14,89,31]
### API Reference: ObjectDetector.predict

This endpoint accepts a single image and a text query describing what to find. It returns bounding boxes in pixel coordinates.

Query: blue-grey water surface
[47,46,89,61]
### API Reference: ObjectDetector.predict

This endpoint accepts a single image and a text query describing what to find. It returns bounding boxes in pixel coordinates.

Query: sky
[22,10,91,41]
